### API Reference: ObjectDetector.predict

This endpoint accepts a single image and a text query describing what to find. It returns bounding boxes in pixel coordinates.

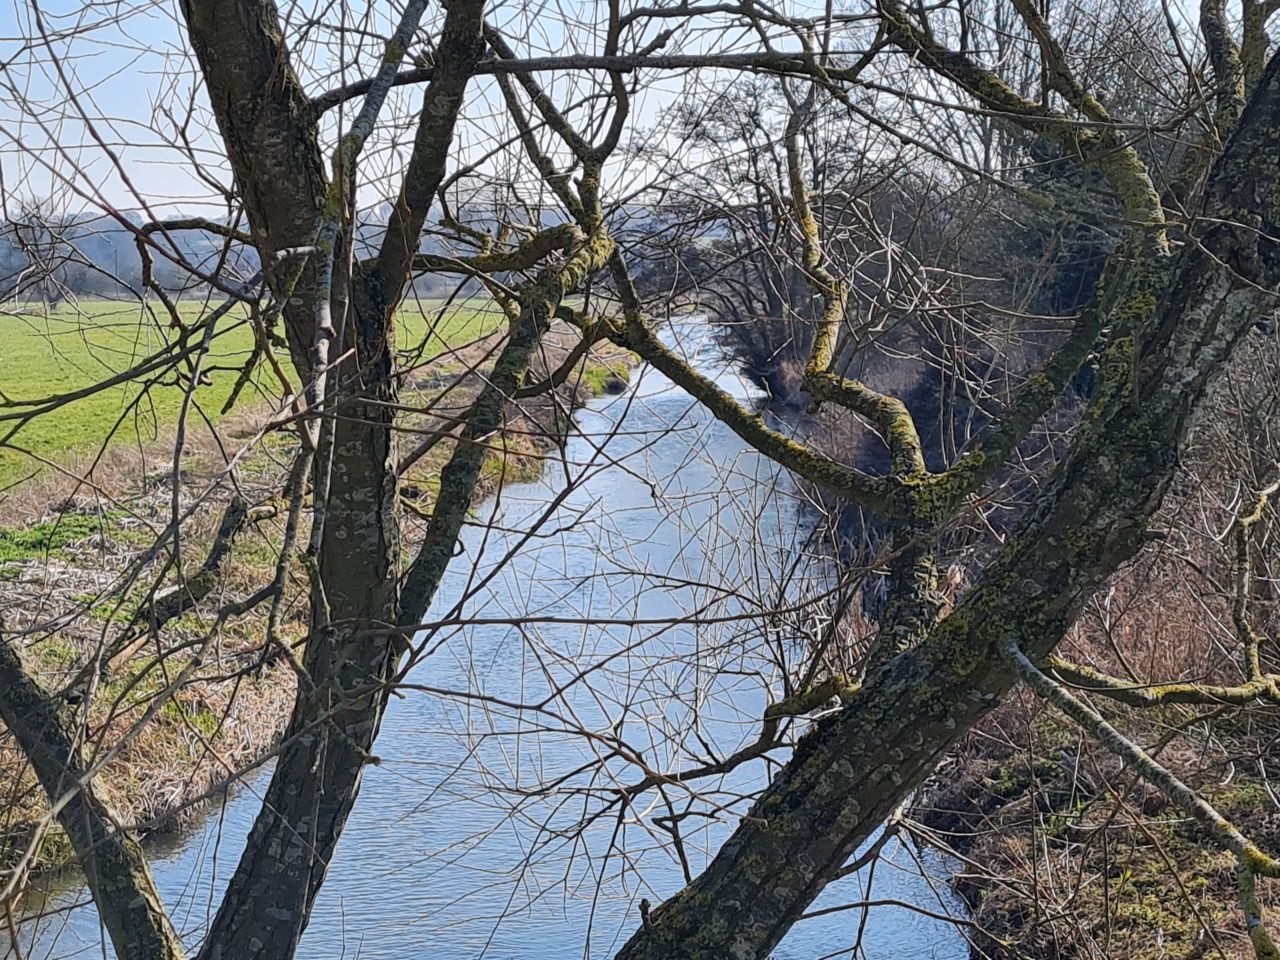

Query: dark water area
[6,322,969,959]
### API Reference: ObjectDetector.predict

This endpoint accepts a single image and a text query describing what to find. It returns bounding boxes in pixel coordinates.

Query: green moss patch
[0,510,120,566]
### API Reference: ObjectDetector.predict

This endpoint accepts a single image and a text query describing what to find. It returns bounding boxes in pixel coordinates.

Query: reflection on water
[6,321,969,959]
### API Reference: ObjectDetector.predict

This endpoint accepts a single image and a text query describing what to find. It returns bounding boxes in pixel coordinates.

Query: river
[7,321,969,959]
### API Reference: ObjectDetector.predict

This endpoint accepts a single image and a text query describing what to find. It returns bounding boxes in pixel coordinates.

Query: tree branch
[1008,636,1280,958]
[877,0,1167,245]
[372,0,487,305]
[0,624,186,960]
[602,299,896,514]
[310,50,879,114]
[399,227,615,627]
[1047,656,1277,707]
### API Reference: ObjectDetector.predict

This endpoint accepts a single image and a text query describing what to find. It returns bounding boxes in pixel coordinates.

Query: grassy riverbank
[0,298,501,489]
[0,306,631,879]
[917,702,1280,959]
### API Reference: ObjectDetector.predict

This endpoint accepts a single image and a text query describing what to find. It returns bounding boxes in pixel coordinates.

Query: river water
[8,322,968,959]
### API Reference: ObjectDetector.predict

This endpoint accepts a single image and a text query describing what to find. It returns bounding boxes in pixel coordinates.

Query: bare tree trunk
[177,3,487,956]
[197,273,403,958]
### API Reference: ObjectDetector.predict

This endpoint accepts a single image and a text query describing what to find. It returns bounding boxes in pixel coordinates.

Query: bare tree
[0,1,1279,959]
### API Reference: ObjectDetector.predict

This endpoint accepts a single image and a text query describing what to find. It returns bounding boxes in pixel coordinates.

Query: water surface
[8,322,969,959]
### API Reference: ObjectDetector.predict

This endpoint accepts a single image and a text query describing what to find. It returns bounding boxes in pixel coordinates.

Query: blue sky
[0,0,840,220]
[0,1,211,213]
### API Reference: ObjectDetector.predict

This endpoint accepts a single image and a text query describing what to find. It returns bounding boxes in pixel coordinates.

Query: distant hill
[0,201,665,303]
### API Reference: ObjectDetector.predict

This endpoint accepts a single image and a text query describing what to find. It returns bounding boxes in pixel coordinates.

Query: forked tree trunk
[176,1,485,953]
[197,273,403,959]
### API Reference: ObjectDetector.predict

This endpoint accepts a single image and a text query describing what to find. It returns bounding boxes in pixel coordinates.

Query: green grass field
[0,298,501,489]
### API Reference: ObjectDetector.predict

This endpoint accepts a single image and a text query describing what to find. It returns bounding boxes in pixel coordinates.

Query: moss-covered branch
[399,228,615,627]
[1234,474,1278,677]
[936,244,1173,506]
[412,223,586,277]
[877,0,1167,246]
[784,98,927,480]
[604,298,896,514]
[1047,656,1277,707]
